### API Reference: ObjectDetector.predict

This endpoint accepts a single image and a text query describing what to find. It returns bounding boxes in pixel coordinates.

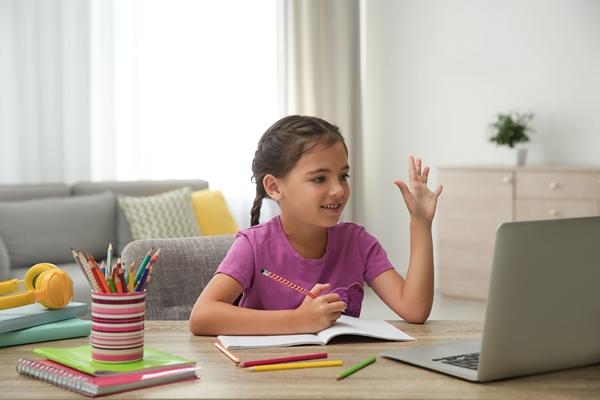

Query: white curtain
[0,0,278,229]
[281,0,363,222]
[0,0,92,183]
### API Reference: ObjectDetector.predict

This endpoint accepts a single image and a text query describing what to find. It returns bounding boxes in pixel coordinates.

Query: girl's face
[276,140,350,229]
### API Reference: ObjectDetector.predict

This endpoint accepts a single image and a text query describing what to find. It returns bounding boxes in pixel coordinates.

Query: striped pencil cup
[90,291,146,363]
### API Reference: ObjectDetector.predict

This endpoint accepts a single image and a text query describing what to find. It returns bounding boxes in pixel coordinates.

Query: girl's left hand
[394,155,443,224]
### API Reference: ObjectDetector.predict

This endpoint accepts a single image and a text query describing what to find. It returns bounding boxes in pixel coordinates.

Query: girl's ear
[263,174,282,201]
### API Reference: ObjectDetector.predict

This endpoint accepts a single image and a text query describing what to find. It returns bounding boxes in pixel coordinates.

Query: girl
[189,115,442,335]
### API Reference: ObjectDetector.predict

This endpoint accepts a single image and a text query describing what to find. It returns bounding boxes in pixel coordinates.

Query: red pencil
[236,352,328,368]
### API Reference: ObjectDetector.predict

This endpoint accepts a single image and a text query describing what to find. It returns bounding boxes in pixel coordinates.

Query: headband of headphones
[0,263,73,310]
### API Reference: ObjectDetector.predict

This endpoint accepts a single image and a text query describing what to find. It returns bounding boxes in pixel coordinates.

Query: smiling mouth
[321,204,341,209]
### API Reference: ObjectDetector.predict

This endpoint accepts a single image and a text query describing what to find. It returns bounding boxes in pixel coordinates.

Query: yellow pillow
[191,189,239,235]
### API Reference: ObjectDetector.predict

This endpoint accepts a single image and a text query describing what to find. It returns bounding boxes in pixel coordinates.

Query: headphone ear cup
[35,267,73,310]
[24,263,58,291]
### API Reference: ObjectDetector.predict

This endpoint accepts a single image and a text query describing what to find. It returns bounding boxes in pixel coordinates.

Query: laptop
[381,216,600,382]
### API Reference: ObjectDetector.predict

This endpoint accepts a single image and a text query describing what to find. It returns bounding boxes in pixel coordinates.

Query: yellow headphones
[0,263,73,310]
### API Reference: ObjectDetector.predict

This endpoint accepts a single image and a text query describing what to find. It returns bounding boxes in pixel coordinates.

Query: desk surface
[1,320,598,399]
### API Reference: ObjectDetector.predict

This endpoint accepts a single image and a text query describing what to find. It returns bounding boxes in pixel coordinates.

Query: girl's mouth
[321,204,341,213]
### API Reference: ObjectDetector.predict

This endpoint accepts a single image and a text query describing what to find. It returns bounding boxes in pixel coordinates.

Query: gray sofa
[0,179,208,317]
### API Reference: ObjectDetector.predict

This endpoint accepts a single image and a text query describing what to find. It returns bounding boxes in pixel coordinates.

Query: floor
[361,287,487,321]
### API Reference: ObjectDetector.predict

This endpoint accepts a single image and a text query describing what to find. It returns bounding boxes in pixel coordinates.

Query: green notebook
[33,345,196,376]
[0,318,91,348]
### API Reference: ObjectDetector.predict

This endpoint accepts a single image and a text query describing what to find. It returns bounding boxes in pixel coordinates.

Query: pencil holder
[90,291,146,363]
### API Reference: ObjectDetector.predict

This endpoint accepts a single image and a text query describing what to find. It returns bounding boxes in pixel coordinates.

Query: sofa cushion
[0,191,117,270]
[72,179,209,253]
[191,189,239,235]
[117,186,202,240]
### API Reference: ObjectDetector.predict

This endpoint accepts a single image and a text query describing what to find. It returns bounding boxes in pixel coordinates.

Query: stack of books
[16,346,199,396]
[0,302,90,348]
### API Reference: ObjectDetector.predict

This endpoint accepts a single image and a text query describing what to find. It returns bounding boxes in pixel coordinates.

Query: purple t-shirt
[216,216,394,317]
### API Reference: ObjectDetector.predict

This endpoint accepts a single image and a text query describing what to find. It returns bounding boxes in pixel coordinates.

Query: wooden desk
[1,320,598,399]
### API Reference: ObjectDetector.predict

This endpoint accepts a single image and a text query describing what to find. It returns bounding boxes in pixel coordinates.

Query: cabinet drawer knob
[549,182,557,189]
[503,176,511,184]
[549,209,557,216]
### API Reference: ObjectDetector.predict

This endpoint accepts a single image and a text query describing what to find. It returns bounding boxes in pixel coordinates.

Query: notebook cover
[0,302,87,334]
[16,359,199,397]
[0,318,91,348]
[33,345,197,376]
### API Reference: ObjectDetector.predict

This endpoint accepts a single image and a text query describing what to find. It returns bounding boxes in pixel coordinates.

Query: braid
[250,190,264,227]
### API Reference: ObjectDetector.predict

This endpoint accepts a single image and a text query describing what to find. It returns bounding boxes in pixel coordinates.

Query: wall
[360,0,600,276]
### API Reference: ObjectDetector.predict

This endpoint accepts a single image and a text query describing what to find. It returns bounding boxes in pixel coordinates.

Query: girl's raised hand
[393,155,443,224]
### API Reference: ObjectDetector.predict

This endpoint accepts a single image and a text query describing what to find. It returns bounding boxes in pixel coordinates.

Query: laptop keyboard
[432,352,479,370]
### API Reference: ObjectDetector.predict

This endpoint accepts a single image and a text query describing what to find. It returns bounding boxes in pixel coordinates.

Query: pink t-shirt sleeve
[215,234,255,290]
[358,226,395,284]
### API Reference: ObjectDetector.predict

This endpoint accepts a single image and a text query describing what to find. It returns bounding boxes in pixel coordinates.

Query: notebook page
[316,315,415,343]
[217,333,324,349]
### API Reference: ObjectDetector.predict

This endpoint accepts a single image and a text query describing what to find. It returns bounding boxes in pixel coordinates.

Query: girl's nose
[329,181,344,197]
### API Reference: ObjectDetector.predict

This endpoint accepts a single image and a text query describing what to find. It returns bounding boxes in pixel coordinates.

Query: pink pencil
[260,269,318,299]
[237,352,328,368]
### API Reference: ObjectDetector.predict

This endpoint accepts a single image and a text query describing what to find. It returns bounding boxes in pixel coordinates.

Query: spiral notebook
[16,358,199,397]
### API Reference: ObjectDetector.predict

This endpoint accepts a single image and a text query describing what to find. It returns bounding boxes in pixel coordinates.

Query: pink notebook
[16,358,199,397]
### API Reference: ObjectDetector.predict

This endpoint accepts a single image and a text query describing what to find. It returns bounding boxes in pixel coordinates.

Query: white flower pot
[503,147,528,166]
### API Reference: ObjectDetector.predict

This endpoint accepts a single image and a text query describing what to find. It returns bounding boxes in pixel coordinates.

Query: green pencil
[336,356,376,380]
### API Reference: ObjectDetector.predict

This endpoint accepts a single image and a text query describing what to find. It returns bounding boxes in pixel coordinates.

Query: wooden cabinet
[437,166,600,300]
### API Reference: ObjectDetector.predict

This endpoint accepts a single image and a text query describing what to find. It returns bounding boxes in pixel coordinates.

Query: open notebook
[217,315,415,349]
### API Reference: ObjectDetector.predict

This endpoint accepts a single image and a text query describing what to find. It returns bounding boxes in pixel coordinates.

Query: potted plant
[487,111,534,165]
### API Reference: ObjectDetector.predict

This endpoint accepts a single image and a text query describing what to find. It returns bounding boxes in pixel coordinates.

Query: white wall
[360,0,600,276]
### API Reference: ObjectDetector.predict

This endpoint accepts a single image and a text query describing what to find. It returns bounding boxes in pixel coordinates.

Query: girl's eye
[312,176,325,183]
[340,174,350,181]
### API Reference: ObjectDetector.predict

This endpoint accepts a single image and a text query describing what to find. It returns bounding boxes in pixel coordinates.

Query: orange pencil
[113,268,123,293]
[94,265,111,293]
[215,342,240,363]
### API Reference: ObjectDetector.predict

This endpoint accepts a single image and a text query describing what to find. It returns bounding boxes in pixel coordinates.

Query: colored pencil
[336,356,376,380]
[247,360,342,372]
[128,263,135,293]
[134,267,150,292]
[94,265,111,293]
[215,342,240,364]
[148,247,162,266]
[106,243,113,278]
[71,249,94,289]
[89,264,107,293]
[77,250,101,292]
[140,265,154,291]
[133,247,153,287]
[260,269,318,299]
[86,250,98,268]
[125,260,136,285]
[237,352,328,368]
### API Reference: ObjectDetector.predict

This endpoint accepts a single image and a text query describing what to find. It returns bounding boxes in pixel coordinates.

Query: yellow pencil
[246,360,342,372]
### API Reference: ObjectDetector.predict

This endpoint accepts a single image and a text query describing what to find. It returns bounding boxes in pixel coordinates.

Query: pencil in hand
[260,269,318,299]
